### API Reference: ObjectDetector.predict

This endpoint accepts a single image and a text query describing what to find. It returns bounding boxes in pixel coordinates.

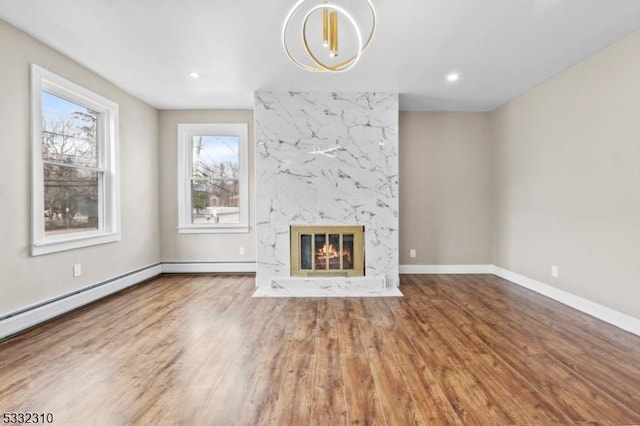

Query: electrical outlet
[239,246,246,256]
[73,264,82,277]
[409,249,416,258]
[551,265,559,278]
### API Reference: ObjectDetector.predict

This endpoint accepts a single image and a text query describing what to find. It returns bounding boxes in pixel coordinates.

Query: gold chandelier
[282,0,377,73]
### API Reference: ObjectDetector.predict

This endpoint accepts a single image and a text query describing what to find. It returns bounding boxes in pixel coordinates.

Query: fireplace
[290,225,364,277]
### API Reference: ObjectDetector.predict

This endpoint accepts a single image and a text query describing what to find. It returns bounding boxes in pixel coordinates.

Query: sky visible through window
[41,91,98,167]
[42,91,93,122]
[194,135,239,167]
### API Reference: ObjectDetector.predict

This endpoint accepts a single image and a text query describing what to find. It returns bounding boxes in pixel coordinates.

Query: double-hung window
[31,65,120,255]
[177,123,249,233]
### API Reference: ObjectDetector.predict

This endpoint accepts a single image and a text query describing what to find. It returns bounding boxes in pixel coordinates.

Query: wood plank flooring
[1,273,640,425]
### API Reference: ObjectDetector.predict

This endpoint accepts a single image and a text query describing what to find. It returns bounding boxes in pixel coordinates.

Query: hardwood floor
[1,274,640,425]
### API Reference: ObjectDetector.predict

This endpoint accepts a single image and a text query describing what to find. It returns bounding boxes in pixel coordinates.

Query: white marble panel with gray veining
[254,91,399,291]
[252,277,403,298]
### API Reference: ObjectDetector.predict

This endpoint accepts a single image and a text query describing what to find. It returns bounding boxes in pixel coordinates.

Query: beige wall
[0,20,160,317]
[159,109,492,266]
[158,110,256,262]
[399,112,492,265]
[490,29,640,318]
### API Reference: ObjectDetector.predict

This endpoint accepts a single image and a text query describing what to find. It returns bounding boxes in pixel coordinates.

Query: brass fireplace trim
[290,225,364,277]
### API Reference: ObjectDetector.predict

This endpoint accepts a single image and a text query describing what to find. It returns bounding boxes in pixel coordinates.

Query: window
[31,65,120,255]
[177,123,249,233]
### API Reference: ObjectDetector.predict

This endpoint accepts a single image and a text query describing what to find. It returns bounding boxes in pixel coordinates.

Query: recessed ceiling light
[446,72,460,83]
[189,72,200,79]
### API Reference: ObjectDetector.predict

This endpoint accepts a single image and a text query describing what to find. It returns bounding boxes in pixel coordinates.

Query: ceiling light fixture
[282,0,376,73]
[446,72,460,83]
[189,72,201,79]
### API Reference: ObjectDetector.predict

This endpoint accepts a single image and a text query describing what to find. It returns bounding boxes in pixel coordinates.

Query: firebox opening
[290,225,365,277]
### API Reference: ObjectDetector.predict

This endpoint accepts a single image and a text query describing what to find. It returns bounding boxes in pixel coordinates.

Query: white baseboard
[399,264,493,274]
[492,265,640,337]
[162,262,257,274]
[0,263,162,340]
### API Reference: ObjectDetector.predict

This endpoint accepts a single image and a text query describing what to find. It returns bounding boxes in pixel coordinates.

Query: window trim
[177,123,249,234]
[31,64,120,256]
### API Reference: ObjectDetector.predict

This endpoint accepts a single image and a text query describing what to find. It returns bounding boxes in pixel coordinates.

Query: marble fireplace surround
[253,91,402,297]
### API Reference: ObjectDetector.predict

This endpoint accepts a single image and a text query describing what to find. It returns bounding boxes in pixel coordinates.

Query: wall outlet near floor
[73,264,82,278]
[239,246,246,256]
[409,249,417,258]
[551,265,559,278]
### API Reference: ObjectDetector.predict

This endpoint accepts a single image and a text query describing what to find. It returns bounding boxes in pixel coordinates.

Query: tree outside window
[191,135,240,224]
[42,92,100,234]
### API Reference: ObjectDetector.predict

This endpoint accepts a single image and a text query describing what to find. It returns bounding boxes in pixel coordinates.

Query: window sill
[32,232,121,256]
[178,226,250,234]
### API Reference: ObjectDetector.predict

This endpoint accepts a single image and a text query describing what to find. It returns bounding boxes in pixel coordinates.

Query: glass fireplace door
[291,225,364,277]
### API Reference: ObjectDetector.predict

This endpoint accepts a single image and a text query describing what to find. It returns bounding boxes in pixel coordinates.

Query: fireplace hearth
[290,225,364,277]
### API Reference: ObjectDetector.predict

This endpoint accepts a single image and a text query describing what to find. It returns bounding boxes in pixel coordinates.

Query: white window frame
[31,64,120,256]
[177,123,249,234]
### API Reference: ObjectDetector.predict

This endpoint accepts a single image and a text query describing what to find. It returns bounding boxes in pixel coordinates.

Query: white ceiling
[1,0,640,111]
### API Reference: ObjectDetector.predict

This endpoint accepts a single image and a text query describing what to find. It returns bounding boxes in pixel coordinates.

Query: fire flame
[317,243,352,264]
